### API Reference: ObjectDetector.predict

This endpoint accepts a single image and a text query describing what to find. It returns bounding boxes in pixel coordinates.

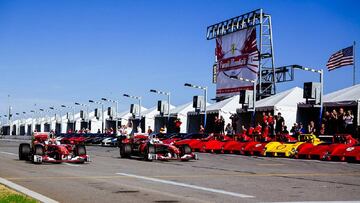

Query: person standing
[344,110,354,135]
[174,118,182,133]
[147,126,153,134]
[262,112,268,128]
[220,116,225,134]
[230,113,239,134]
[322,111,331,134]
[307,121,317,135]
[199,125,205,134]
[267,112,274,137]
[275,112,285,135]
[225,123,233,136]
[329,109,338,134]
[338,108,346,133]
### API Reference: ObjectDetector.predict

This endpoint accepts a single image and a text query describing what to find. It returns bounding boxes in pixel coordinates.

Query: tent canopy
[324,84,360,106]
[168,102,193,117]
[206,95,240,114]
[187,102,211,116]
[143,105,175,118]
[256,87,305,111]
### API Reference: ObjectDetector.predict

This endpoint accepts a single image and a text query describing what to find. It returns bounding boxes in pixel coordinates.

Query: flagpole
[354,41,356,86]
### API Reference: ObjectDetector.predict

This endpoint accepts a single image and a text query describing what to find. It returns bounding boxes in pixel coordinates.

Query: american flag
[326,46,354,71]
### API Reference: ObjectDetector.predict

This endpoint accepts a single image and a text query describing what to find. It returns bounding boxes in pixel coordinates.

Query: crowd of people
[322,108,354,135]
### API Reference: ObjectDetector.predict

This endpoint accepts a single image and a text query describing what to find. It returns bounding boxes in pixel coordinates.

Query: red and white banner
[215,27,259,98]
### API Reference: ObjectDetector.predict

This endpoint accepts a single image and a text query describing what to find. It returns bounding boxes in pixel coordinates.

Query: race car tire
[120,144,132,158]
[75,145,87,156]
[34,144,44,156]
[19,143,31,161]
[145,144,155,161]
[180,145,192,155]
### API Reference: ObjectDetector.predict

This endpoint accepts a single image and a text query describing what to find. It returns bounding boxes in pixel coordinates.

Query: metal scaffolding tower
[207,9,278,100]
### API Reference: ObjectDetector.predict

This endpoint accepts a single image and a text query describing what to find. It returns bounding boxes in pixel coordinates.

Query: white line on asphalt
[0,177,59,203]
[116,172,255,198]
[63,163,82,167]
[0,151,17,156]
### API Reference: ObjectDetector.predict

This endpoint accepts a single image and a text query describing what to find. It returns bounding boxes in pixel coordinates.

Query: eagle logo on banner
[215,27,259,98]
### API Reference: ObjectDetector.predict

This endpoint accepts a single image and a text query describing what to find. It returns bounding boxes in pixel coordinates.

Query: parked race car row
[61,131,360,162]
[20,132,359,164]
[167,132,360,163]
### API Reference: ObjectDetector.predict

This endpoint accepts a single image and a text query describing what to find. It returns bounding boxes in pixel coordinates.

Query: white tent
[255,87,305,128]
[323,84,360,126]
[324,84,360,106]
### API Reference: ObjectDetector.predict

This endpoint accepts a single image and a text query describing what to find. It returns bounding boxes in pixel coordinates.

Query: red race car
[119,135,198,161]
[19,133,90,164]
[200,134,232,153]
[343,143,360,162]
[306,134,358,160]
[242,133,294,156]
[173,133,210,152]
[222,133,253,154]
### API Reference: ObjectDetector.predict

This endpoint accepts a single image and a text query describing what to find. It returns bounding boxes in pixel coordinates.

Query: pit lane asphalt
[0,139,360,203]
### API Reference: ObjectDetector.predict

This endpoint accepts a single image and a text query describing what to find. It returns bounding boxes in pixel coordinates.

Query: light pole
[75,102,90,131]
[123,94,141,119]
[89,100,104,133]
[75,102,89,120]
[22,112,26,135]
[101,98,119,133]
[123,94,142,132]
[15,113,20,135]
[49,107,62,133]
[184,83,208,126]
[150,89,171,120]
[61,105,76,132]
[30,110,36,133]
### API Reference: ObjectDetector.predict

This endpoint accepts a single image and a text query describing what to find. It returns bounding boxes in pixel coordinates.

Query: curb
[0,135,32,140]
[0,177,59,203]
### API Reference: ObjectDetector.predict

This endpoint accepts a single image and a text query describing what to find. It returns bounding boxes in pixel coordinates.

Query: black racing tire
[19,143,31,161]
[120,144,132,158]
[180,144,192,156]
[144,144,155,161]
[34,144,44,156]
[75,145,87,156]
[55,152,62,161]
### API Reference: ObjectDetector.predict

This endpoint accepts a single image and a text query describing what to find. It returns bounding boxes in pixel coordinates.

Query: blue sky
[0,0,359,117]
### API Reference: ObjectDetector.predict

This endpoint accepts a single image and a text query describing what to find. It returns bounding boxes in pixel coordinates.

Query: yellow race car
[264,134,322,157]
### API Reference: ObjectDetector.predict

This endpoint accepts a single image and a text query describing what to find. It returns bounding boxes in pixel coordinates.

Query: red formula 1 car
[18,133,90,164]
[119,135,198,161]
[306,134,358,161]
